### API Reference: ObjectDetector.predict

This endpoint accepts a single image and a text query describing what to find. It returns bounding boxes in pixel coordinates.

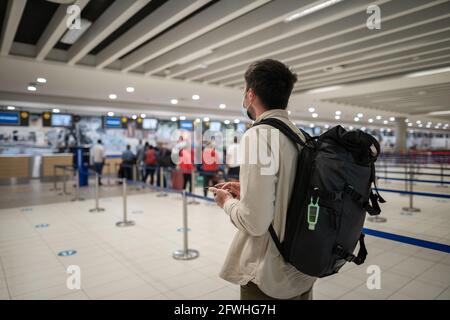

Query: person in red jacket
[202,142,219,197]
[179,146,194,192]
[143,144,157,184]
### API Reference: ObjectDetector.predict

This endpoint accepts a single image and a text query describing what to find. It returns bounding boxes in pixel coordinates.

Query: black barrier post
[384,161,390,184]
[173,191,199,260]
[116,178,135,227]
[89,173,105,213]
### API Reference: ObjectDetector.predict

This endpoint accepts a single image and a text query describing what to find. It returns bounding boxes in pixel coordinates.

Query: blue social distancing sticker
[58,250,77,257]
[35,224,50,228]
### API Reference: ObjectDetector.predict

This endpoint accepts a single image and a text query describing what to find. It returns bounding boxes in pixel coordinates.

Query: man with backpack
[210,59,384,300]
[210,59,316,300]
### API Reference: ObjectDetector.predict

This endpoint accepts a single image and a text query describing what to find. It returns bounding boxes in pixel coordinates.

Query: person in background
[135,139,145,181]
[121,145,135,181]
[179,144,194,193]
[143,144,157,185]
[157,143,175,188]
[90,139,105,185]
[226,136,240,181]
[202,141,219,197]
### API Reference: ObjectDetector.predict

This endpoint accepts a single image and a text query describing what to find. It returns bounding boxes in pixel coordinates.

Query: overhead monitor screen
[51,114,73,127]
[104,116,122,129]
[0,112,20,125]
[209,121,222,131]
[142,118,158,130]
[179,120,194,130]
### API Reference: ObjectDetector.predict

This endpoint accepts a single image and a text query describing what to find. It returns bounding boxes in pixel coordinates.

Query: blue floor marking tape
[379,177,450,184]
[377,188,450,199]
[363,228,450,253]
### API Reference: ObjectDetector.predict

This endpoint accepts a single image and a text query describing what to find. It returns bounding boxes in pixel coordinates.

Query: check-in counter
[0,154,30,179]
[42,154,73,177]
[105,156,122,175]
[0,153,73,179]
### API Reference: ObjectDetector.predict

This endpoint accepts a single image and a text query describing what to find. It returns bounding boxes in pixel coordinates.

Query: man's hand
[213,182,240,199]
[209,187,233,208]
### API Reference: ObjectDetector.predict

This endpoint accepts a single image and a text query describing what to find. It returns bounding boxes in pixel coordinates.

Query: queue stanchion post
[384,161,390,184]
[188,169,200,205]
[50,166,61,191]
[157,167,168,197]
[71,169,85,202]
[173,191,199,260]
[437,162,448,188]
[402,165,421,215]
[116,178,135,227]
[58,166,71,196]
[89,173,105,213]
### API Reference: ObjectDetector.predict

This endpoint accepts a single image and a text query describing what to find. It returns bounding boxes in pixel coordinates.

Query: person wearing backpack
[209,59,316,300]
[210,60,384,300]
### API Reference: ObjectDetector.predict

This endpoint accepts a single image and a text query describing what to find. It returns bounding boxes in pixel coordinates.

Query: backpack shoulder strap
[254,118,307,147]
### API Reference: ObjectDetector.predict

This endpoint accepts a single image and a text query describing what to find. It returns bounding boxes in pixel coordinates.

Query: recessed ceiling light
[180,116,186,120]
[308,107,315,113]
[192,94,200,101]
[224,120,230,125]
[107,112,114,117]
[203,117,210,122]
[312,113,318,118]
[195,118,201,123]
[131,115,137,120]
[349,126,354,130]
[6,106,15,110]
[376,115,382,120]
[361,127,366,131]
[171,117,177,122]
[357,113,363,118]
[416,120,421,124]
[52,108,60,113]
[37,77,47,84]
[27,85,37,92]
[354,117,360,122]
[383,120,388,124]
[324,124,330,129]
[140,114,146,118]
[234,119,240,124]
[408,123,413,127]
[335,115,340,120]
[219,104,226,109]
[309,123,315,128]
[389,117,395,121]
[170,99,178,105]
[405,118,409,123]
[109,94,117,100]
[126,87,135,93]
[368,118,374,123]
[335,111,341,115]
[418,124,423,128]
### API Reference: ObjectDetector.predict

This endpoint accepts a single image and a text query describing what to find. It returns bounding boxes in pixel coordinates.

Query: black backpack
[254,118,385,278]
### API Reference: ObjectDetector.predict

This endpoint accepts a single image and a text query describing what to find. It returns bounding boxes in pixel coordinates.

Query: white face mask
[241,94,255,121]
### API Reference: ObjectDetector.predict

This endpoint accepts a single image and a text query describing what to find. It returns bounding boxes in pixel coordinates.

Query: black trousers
[143,167,155,184]
[183,173,192,192]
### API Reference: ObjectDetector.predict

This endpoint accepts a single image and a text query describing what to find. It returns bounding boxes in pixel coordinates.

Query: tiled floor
[0,178,449,300]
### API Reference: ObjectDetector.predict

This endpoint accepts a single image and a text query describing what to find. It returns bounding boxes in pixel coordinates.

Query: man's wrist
[223,198,239,214]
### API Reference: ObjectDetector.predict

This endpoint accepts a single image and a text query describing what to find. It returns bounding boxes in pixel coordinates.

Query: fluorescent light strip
[286,0,342,22]
[406,66,450,78]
